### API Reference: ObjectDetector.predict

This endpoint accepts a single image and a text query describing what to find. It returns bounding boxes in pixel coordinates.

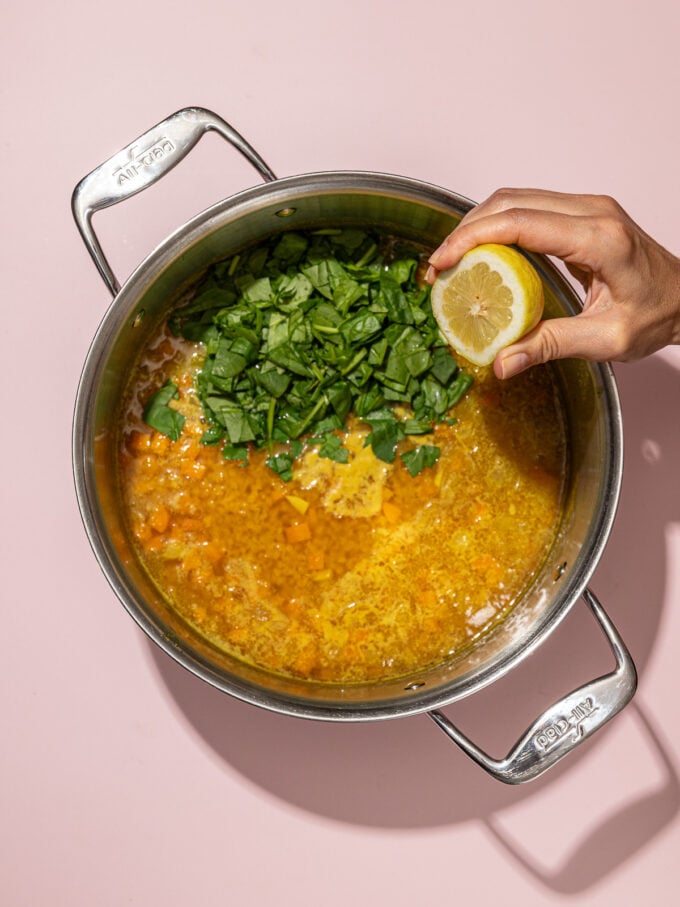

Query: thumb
[493,315,614,379]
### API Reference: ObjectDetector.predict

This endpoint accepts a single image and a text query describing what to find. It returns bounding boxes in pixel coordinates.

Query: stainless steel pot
[72,107,636,784]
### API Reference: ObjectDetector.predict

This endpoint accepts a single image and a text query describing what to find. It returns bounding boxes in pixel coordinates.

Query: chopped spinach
[401,445,441,477]
[151,229,473,479]
[142,381,185,441]
[222,445,249,464]
[316,432,350,464]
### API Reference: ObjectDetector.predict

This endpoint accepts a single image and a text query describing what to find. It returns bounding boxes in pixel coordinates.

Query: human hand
[426,189,680,379]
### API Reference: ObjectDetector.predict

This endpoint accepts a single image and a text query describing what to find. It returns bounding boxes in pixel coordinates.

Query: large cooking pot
[72,107,636,784]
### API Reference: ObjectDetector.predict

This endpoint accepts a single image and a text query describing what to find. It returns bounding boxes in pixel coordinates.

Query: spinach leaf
[272,232,308,265]
[254,365,291,398]
[401,445,441,477]
[200,422,224,445]
[430,346,459,385]
[447,372,475,407]
[266,450,296,482]
[142,382,185,441]
[340,311,384,346]
[222,444,249,464]
[363,411,405,464]
[316,432,349,464]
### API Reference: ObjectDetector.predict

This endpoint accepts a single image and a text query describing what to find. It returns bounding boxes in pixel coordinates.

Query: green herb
[200,422,224,445]
[142,381,185,441]
[222,445,249,464]
[161,229,473,479]
[315,432,350,464]
[401,445,441,477]
[363,409,405,464]
[265,451,295,481]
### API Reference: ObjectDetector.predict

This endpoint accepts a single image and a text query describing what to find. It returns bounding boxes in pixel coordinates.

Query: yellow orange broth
[119,311,567,686]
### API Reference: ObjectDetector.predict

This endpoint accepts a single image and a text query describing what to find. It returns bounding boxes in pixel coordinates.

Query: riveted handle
[429,588,637,784]
[71,107,277,296]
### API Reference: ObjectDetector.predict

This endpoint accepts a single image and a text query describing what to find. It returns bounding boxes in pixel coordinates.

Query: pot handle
[428,588,637,784]
[71,107,277,297]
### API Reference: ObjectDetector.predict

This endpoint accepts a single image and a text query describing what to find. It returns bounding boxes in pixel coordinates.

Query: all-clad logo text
[113,136,176,185]
[533,698,599,751]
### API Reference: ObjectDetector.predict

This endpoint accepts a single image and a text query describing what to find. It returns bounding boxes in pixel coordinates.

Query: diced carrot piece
[176,517,203,533]
[149,504,170,534]
[203,542,223,566]
[285,522,311,544]
[128,431,152,453]
[382,501,402,524]
[182,548,203,571]
[180,458,206,478]
[282,600,304,618]
[150,433,171,455]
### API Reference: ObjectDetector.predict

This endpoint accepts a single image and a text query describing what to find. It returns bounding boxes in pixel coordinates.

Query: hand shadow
[147,353,679,886]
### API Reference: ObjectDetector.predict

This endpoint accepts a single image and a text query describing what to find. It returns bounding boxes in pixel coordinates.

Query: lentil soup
[119,333,567,684]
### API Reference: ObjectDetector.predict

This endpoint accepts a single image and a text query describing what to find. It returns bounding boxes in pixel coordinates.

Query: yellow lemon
[430,243,544,367]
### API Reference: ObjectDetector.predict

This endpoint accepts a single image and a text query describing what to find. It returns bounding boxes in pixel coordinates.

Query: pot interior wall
[75,174,621,720]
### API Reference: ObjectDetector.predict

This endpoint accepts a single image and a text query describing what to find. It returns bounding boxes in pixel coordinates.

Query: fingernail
[497,352,530,379]
[425,265,436,284]
[429,238,449,264]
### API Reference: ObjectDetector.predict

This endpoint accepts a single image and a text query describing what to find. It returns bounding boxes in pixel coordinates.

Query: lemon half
[431,243,544,367]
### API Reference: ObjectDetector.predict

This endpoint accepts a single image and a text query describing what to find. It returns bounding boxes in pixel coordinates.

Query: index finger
[427,208,592,274]
[455,188,616,232]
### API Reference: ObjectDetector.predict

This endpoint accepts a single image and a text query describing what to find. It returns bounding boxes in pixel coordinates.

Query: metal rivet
[132,310,145,328]
[553,561,568,581]
[275,207,296,218]
[404,681,425,691]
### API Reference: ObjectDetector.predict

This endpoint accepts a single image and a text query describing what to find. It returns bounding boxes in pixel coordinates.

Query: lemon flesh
[431,243,544,367]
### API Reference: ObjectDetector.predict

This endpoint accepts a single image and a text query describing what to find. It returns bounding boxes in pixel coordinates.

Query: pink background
[3,1,679,903]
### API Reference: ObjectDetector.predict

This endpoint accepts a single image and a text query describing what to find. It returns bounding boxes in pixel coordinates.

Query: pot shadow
[147,353,679,885]
[483,702,680,894]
